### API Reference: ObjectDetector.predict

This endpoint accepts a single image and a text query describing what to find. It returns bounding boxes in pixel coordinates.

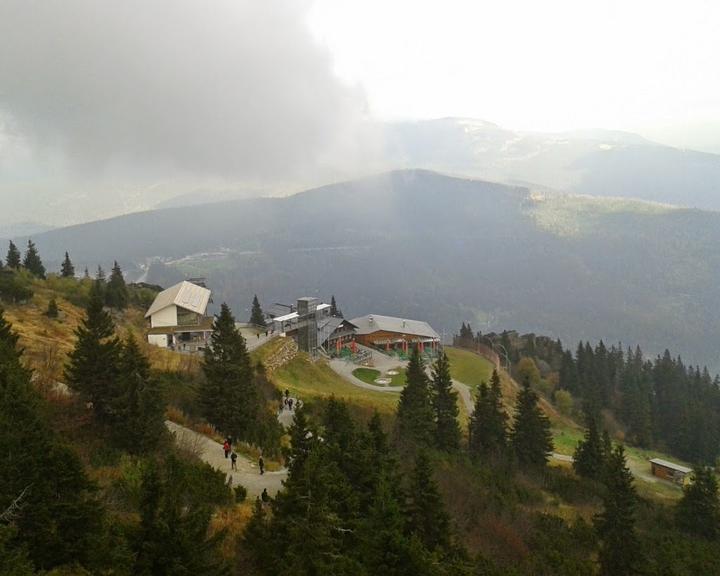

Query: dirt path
[166,420,288,498]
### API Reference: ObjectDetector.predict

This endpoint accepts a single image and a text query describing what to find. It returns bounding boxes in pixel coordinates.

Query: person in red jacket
[223,440,230,459]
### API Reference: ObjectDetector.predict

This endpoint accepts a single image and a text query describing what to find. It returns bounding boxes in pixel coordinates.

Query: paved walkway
[240,328,276,352]
[166,420,288,497]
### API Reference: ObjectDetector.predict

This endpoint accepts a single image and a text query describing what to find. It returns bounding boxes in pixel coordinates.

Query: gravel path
[166,420,288,497]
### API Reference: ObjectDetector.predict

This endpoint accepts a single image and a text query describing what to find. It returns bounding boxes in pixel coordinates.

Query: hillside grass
[270,353,399,414]
[352,367,381,384]
[445,346,495,391]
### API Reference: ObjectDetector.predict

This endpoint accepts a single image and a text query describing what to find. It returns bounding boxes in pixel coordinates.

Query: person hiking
[231,451,238,470]
[288,397,294,411]
[261,488,270,503]
[258,456,265,475]
[223,440,230,459]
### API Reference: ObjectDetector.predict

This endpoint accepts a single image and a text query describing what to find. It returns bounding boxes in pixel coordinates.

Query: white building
[145,280,213,352]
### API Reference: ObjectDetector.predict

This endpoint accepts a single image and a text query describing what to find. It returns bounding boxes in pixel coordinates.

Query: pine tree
[249,294,266,327]
[573,404,605,480]
[60,251,75,278]
[406,451,450,551]
[65,280,121,423]
[22,239,45,279]
[201,303,258,441]
[676,467,720,540]
[133,458,228,575]
[105,261,129,309]
[396,347,435,447]
[0,309,102,571]
[469,370,507,459]
[595,444,639,576]
[112,335,166,454]
[330,295,343,318]
[431,351,461,452]
[45,297,59,318]
[83,266,90,279]
[510,378,553,468]
[5,241,21,269]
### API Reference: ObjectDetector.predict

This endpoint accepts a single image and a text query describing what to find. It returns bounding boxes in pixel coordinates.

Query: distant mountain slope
[383,118,720,210]
[23,169,720,370]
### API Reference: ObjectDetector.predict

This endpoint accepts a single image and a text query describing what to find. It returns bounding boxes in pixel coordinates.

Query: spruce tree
[595,444,638,576]
[105,261,129,310]
[396,347,435,447]
[573,404,605,480]
[133,459,228,575]
[22,239,45,278]
[112,335,166,454]
[469,370,507,459]
[676,467,720,539]
[406,451,450,551]
[201,303,258,441]
[330,295,343,318]
[60,251,75,278]
[5,241,21,269]
[431,351,461,452]
[510,378,553,468]
[0,309,102,571]
[65,280,121,423]
[249,295,266,327]
[45,297,59,318]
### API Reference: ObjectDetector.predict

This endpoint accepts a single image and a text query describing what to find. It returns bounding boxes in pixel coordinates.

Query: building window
[177,308,200,326]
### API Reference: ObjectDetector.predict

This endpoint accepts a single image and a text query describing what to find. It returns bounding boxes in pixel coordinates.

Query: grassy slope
[3,277,196,382]
[269,353,399,414]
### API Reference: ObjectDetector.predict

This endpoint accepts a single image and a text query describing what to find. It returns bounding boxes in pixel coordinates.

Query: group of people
[223,437,238,470]
[280,389,301,412]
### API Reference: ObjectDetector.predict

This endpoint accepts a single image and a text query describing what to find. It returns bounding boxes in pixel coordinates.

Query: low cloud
[0,0,376,224]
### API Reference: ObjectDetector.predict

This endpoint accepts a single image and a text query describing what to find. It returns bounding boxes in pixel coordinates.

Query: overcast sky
[0,0,718,227]
[310,0,720,152]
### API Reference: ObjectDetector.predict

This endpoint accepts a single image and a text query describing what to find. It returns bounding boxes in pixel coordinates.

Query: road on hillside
[166,420,288,497]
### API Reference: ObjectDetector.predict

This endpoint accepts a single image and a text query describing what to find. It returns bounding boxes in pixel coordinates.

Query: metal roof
[349,314,439,339]
[650,458,692,474]
[144,281,211,318]
[272,303,331,324]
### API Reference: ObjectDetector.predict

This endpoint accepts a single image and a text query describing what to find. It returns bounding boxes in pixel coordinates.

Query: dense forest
[3,247,720,574]
[458,324,720,464]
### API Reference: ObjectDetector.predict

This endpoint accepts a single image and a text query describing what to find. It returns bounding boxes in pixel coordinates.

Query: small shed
[649,458,692,484]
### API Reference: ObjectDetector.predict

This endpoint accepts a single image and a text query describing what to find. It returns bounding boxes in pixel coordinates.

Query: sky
[0,0,718,228]
[309,0,720,151]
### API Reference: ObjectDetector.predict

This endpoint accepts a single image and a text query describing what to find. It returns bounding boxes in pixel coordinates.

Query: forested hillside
[16,170,720,371]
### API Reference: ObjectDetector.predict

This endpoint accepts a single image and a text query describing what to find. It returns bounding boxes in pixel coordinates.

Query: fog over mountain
[21,170,720,371]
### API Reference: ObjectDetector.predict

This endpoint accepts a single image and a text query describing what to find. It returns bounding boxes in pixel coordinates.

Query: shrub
[234,484,248,502]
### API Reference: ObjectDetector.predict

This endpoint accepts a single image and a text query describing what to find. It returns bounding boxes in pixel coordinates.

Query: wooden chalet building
[349,314,440,354]
[649,458,692,484]
[145,280,213,353]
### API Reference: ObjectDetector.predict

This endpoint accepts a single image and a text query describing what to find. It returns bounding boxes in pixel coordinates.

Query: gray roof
[317,317,357,345]
[650,458,692,474]
[266,303,294,318]
[145,281,211,318]
[349,314,439,339]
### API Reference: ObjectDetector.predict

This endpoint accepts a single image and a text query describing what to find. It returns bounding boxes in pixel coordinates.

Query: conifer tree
[406,451,450,551]
[510,378,553,468]
[201,303,259,441]
[133,459,228,575]
[0,309,102,571]
[112,335,166,454]
[60,251,75,278]
[22,239,45,278]
[431,351,461,452]
[105,261,129,310]
[83,266,90,279]
[330,295,343,318]
[595,444,638,576]
[5,241,21,269]
[249,294,266,327]
[676,467,720,540]
[469,370,507,459]
[46,297,59,318]
[65,280,121,423]
[573,404,605,480]
[396,347,435,447]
